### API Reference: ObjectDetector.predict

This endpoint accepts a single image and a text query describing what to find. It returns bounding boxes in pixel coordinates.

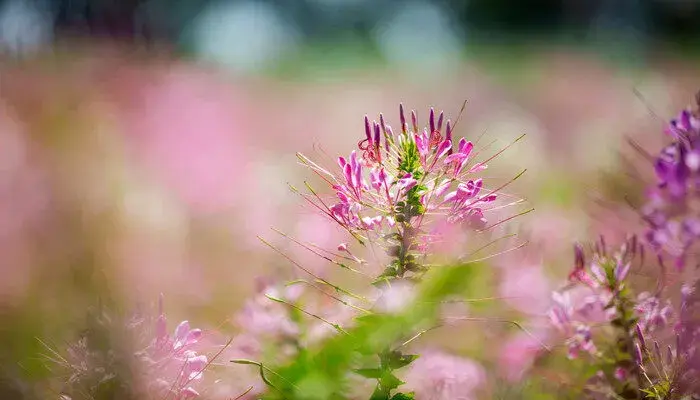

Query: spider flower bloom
[61,298,208,400]
[297,105,521,280]
[643,100,700,269]
[548,236,646,359]
[137,300,209,399]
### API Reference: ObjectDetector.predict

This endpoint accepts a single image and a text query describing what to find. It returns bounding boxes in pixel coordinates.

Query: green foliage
[364,350,419,400]
[397,139,421,177]
[256,263,480,400]
[389,393,415,400]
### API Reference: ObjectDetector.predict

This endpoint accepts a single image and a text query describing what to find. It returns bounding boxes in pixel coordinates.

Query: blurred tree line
[26,0,697,43]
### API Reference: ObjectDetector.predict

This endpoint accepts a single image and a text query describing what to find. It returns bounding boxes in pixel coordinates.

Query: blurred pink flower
[498,327,550,382]
[138,298,208,399]
[117,68,251,214]
[291,212,344,276]
[62,297,210,399]
[0,101,49,304]
[234,280,300,339]
[403,349,485,400]
[373,279,416,314]
[499,264,552,315]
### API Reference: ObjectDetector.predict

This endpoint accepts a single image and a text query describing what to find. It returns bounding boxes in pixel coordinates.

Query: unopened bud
[364,115,371,141]
[636,324,646,350]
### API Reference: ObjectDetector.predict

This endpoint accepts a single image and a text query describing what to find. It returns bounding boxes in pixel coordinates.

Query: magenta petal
[444,191,457,203]
[458,137,467,152]
[364,115,371,141]
[589,263,606,283]
[185,355,208,380]
[436,139,452,159]
[185,329,202,346]
[174,321,191,342]
[615,262,631,282]
[343,164,353,187]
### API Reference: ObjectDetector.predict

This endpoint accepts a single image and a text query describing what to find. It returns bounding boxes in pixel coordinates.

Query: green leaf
[390,393,415,400]
[370,389,390,400]
[386,352,419,370]
[354,368,383,379]
[378,371,404,391]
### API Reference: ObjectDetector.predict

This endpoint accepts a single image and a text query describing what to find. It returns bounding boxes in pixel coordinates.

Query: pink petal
[174,321,191,343]
[435,139,452,159]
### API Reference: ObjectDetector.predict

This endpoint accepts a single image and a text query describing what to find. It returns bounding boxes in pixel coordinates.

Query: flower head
[297,104,520,280]
[61,296,208,400]
[643,101,700,269]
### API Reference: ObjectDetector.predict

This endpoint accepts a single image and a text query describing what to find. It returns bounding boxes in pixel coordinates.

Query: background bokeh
[0,1,699,398]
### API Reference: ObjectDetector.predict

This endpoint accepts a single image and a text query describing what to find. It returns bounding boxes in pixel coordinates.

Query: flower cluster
[549,96,700,400]
[300,105,515,280]
[59,297,208,400]
[139,299,208,399]
[633,278,700,399]
[643,100,700,269]
[549,237,641,360]
[402,349,485,400]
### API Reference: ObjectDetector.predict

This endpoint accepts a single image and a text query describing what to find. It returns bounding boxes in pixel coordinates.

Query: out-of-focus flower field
[1,40,699,399]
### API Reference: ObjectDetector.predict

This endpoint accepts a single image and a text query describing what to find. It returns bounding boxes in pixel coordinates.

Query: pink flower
[566,324,597,359]
[613,367,628,382]
[498,329,550,382]
[499,264,552,314]
[548,291,573,332]
[635,292,673,333]
[443,179,496,225]
[118,68,250,213]
[403,349,485,400]
[296,104,506,280]
[235,282,300,339]
[397,173,418,192]
[443,138,474,177]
